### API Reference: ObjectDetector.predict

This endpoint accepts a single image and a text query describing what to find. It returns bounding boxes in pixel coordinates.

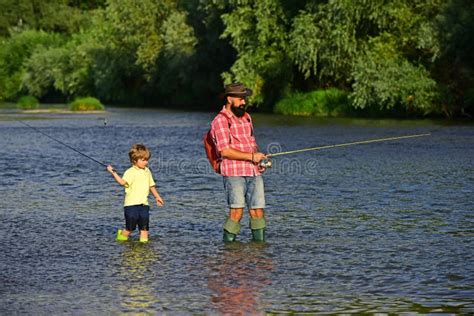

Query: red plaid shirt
[211,106,261,176]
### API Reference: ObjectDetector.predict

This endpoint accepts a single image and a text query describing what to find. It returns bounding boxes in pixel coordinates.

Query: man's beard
[231,104,246,117]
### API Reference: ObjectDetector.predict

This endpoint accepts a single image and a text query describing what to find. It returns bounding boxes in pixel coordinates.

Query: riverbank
[0,102,106,119]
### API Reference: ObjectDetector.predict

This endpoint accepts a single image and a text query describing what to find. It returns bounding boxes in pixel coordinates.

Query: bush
[69,97,104,111]
[17,96,39,109]
[274,88,350,116]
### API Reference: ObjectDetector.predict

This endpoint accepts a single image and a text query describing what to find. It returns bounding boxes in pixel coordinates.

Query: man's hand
[252,152,267,164]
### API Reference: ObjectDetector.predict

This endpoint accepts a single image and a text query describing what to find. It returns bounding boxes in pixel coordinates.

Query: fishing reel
[259,157,273,169]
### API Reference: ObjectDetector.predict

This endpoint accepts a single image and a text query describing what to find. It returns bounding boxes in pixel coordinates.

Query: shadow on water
[0,108,473,314]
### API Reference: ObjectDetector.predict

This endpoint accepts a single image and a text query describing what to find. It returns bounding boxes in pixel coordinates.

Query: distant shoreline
[21,109,106,114]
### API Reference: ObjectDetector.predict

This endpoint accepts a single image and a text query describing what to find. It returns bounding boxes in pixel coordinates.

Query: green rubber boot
[250,218,266,242]
[116,229,129,241]
[223,218,241,242]
[251,228,266,241]
[223,230,236,242]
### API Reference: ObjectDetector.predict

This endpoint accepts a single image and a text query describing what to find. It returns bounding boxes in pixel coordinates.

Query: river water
[1,108,473,314]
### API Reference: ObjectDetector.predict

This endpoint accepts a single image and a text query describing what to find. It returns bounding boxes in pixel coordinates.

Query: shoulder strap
[217,112,231,128]
[215,112,232,145]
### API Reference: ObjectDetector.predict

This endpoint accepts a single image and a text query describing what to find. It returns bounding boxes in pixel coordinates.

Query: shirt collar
[132,165,148,171]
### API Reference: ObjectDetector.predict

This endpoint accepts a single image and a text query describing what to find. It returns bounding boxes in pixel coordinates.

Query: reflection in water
[208,242,273,315]
[117,243,160,313]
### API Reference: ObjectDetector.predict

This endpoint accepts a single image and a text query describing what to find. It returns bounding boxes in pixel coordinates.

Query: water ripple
[0,110,473,314]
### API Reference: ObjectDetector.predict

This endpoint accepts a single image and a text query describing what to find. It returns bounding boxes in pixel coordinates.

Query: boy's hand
[106,165,115,173]
[155,196,164,207]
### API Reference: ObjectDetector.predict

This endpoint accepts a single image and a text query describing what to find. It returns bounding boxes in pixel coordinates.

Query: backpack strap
[217,112,231,129]
[216,112,232,145]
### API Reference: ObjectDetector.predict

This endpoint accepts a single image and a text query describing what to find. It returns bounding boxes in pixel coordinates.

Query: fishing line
[18,120,109,169]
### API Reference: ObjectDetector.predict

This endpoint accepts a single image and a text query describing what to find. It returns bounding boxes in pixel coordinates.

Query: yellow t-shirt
[122,166,156,206]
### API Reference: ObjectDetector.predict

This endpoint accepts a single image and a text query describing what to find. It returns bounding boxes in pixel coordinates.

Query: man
[210,83,268,242]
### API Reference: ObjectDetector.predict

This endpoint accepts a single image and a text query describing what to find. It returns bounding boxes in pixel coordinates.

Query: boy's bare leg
[139,230,149,241]
[122,229,131,237]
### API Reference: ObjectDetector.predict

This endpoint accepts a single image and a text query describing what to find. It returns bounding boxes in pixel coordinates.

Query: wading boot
[139,231,149,243]
[116,229,129,241]
[223,230,236,242]
[251,228,266,241]
[250,217,266,242]
[223,218,241,242]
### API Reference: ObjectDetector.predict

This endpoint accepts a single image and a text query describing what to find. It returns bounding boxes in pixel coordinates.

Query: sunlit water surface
[1,108,473,314]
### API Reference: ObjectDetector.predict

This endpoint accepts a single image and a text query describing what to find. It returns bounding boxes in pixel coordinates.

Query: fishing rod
[18,120,110,170]
[260,133,431,168]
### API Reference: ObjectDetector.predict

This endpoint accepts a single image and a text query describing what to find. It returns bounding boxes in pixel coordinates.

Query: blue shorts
[223,176,265,209]
[124,204,150,231]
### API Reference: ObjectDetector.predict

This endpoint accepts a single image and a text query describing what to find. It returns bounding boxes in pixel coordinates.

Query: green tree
[22,31,98,99]
[351,35,438,114]
[0,0,90,37]
[0,29,64,101]
[87,0,196,104]
[167,0,236,109]
[1,0,471,117]
[287,0,442,114]
[220,0,295,107]
[19,0,197,104]
[434,0,474,117]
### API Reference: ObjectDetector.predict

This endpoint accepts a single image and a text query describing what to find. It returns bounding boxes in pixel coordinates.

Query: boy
[107,144,164,242]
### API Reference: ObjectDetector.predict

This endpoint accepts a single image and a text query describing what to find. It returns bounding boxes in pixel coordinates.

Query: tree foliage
[286,0,443,114]
[434,0,474,116]
[0,0,472,117]
[0,0,90,36]
[351,35,438,113]
[6,0,197,105]
[0,29,64,100]
[220,0,294,107]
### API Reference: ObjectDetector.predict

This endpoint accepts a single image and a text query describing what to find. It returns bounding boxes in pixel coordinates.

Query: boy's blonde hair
[129,144,151,164]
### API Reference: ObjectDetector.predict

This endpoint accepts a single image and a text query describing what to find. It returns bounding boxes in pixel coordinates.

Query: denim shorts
[124,204,150,231]
[223,176,265,209]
